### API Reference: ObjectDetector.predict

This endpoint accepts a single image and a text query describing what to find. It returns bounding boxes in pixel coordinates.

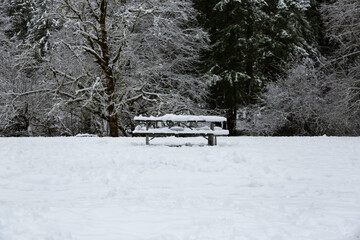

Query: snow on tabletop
[0,137,360,240]
[134,114,227,122]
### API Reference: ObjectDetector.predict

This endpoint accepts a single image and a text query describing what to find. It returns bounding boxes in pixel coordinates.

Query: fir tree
[26,0,61,55]
[1,0,60,54]
[1,0,32,41]
[194,0,320,134]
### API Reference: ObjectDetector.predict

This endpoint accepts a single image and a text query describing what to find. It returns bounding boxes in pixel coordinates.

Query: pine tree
[237,0,359,136]
[1,0,32,41]
[26,0,61,55]
[194,0,319,134]
[1,0,60,55]
[0,0,62,136]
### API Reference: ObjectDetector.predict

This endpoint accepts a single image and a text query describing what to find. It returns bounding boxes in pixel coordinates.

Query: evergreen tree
[237,0,359,136]
[194,0,319,134]
[1,0,32,41]
[1,0,60,54]
[0,0,62,136]
[26,0,61,55]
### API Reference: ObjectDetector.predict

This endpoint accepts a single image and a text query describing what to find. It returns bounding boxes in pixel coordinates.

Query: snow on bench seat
[133,126,229,136]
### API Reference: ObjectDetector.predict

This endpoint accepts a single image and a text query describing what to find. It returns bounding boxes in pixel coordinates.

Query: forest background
[0,0,358,137]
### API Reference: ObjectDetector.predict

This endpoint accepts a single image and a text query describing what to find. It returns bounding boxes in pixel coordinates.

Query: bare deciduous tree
[321,0,360,133]
[44,0,207,136]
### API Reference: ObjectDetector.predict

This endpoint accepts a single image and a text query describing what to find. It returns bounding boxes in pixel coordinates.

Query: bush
[240,61,359,136]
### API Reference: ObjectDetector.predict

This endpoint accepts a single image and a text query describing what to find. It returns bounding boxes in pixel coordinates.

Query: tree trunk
[246,16,254,99]
[226,108,237,136]
[108,114,119,137]
[100,0,119,138]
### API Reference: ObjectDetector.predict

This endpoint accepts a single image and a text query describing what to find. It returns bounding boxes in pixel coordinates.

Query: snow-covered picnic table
[132,114,229,145]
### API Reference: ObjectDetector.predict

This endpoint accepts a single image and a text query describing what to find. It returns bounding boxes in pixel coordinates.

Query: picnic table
[132,114,229,146]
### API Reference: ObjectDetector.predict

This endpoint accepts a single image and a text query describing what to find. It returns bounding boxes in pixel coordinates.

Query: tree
[321,0,360,133]
[321,0,359,64]
[194,0,320,134]
[239,61,331,136]
[0,0,64,136]
[195,0,267,134]
[46,0,207,136]
[1,0,33,41]
[239,0,360,136]
[1,0,60,48]
[0,5,33,136]
[0,11,15,135]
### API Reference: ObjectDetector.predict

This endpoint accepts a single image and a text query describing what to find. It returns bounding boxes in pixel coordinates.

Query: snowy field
[0,136,360,240]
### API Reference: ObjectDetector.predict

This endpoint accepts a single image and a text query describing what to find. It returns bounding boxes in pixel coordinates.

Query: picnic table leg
[146,136,150,145]
[208,134,215,146]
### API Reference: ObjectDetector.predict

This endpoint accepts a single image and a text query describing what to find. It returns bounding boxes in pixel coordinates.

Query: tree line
[0,0,359,137]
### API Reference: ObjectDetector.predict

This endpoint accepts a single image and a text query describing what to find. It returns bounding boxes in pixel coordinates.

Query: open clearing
[0,137,360,240]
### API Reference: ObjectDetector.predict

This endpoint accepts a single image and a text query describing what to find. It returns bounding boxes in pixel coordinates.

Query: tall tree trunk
[100,0,119,137]
[226,108,237,136]
[108,114,119,137]
[246,13,254,100]
[105,75,119,137]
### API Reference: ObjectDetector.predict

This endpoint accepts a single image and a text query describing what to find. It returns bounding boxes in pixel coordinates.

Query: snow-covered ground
[0,137,359,240]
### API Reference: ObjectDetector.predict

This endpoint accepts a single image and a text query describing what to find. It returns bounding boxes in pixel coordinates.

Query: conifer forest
[0,0,359,137]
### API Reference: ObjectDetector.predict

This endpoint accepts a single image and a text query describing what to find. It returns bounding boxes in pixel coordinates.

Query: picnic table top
[134,114,227,123]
